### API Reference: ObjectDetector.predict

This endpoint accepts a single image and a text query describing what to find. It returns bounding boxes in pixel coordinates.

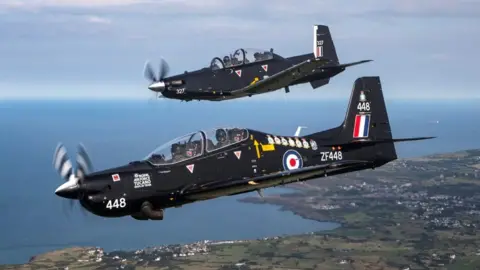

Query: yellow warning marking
[250,77,260,85]
[253,138,275,158]
[261,144,275,151]
[248,181,258,185]
[254,140,261,158]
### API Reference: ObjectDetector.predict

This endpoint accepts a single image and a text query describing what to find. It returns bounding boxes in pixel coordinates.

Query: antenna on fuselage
[294,126,307,137]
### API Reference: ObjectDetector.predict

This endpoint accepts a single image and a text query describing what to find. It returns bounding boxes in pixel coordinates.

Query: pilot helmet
[185,142,196,157]
[171,143,181,154]
[216,129,227,143]
[223,56,230,62]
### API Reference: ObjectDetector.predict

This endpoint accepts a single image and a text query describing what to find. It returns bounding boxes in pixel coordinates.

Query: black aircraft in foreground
[53,76,434,220]
[143,24,372,102]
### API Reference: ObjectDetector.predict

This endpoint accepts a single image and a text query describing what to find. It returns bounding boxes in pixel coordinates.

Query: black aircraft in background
[143,24,372,102]
[53,76,434,220]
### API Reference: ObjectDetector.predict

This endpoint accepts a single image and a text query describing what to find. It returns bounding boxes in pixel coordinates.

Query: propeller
[144,58,170,94]
[147,91,166,105]
[53,143,93,216]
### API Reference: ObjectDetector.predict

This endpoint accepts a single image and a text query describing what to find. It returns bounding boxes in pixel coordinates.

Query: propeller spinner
[53,143,93,201]
[144,58,170,93]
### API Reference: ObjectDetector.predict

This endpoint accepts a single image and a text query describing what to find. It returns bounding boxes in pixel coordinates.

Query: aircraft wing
[230,58,332,97]
[180,160,371,201]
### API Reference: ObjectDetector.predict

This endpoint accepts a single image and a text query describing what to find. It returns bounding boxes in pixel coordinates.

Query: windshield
[144,128,249,165]
[145,131,204,165]
[210,48,273,70]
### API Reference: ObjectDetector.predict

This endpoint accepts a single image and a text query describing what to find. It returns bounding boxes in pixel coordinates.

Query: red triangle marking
[234,151,241,160]
[186,164,195,173]
[235,70,242,77]
[262,65,268,72]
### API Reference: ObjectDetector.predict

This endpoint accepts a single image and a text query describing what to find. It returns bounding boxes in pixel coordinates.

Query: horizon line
[1,97,480,102]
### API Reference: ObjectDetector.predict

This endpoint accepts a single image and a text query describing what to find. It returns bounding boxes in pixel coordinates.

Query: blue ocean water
[0,99,479,264]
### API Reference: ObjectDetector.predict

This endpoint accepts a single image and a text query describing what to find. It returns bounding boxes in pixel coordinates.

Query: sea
[0,98,479,264]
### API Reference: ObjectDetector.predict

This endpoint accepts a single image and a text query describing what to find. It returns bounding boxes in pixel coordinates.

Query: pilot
[223,56,231,67]
[231,55,240,65]
[171,143,186,162]
[185,141,199,158]
[215,129,229,148]
[149,153,165,163]
[229,128,244,143]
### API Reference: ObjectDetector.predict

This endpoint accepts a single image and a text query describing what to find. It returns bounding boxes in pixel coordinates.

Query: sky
[0,0,479,100]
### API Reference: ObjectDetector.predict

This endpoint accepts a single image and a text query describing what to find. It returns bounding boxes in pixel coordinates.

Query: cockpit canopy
[145,127,249,165]
[210,48,274,70]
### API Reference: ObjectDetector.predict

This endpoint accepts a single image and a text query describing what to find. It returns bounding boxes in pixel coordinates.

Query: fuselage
[77,127,395,218]
[157,52,344,101]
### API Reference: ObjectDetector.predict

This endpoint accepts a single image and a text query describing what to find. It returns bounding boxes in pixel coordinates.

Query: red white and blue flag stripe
[353,114,370,138]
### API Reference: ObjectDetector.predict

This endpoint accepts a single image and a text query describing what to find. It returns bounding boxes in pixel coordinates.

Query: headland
[2,149,480,270]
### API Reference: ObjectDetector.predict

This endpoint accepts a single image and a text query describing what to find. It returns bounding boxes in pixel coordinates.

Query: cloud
[2,0,478,43]
[2,0,478,16]
[0,0,151,8]
[390,0,480,16]
[0,0,479,99]
[85,15,111,25]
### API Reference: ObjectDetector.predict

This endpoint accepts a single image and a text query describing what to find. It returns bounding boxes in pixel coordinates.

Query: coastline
[2,148,480,269]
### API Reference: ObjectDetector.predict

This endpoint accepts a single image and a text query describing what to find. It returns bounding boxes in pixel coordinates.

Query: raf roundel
[282,150,303,171]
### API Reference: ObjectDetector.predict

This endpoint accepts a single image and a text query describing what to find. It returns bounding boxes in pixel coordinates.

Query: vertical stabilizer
[341,77,392,141]
[340,77,398,164]
[313,25,339,64]
[311,77,434,166]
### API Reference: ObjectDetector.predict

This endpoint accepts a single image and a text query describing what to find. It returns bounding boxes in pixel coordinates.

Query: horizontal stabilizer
[387,136,437,143]
[321,59,373,70]
[310,78,330,89]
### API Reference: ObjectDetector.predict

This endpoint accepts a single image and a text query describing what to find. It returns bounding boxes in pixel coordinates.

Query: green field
[2,149,480,270]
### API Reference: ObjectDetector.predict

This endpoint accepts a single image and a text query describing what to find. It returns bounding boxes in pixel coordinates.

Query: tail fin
[309,25,340,89]
[324,77,434,154]
[313,25,339,64]
[312,77,434,166]
[342,77,390,141]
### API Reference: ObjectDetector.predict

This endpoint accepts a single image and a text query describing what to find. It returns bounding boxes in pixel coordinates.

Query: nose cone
[148,81,166,91]
[55,181,80,199]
